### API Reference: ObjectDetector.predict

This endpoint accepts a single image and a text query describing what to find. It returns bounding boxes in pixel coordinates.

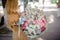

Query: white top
[0,6,4,23]
[0,6,4,17]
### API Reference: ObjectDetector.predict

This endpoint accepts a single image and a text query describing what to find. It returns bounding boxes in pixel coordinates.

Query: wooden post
[57,0,60,8]
[5,0,27,40]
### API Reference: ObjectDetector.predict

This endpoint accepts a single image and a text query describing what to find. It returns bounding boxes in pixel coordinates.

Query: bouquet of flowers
[19,4,47,38]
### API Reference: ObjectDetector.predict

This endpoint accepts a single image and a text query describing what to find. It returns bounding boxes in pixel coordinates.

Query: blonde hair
[6,0,27,40]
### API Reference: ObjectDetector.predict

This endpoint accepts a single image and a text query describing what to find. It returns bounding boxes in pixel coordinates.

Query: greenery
[0,1,2,6]
[0,4,2,6]
[51,0,58,4]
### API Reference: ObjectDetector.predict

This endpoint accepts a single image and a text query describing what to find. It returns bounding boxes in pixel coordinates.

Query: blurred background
[0,0,60,40]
